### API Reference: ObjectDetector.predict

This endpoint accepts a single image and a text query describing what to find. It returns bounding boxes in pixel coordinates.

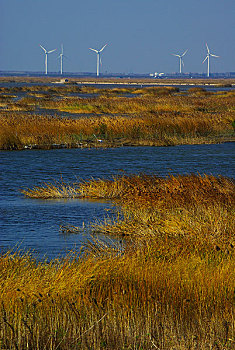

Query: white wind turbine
[172,49,188,74]
[40,45,56,75]
[89,44,107,77]
[202,43,219,77]
[58,44,67,75]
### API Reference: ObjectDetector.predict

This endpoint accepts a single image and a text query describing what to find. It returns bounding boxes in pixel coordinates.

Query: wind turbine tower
[58,44,65,75]
[89,44,107,77]
[40,45,56,75]
[202,43,219,77]
[172,49,188,74]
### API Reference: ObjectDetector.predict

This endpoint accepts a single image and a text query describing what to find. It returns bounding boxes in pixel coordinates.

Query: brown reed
[1,173,235,348]
[0,85,234,150]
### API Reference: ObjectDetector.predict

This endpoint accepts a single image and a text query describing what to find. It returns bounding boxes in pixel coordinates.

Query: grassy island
[1,173,234,349]
[0,78,235,150]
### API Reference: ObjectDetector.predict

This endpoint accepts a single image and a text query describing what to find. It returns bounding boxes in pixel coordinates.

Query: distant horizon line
[0,70,234,77]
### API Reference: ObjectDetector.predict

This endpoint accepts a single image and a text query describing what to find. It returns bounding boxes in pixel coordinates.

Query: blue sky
[1,0,234,74]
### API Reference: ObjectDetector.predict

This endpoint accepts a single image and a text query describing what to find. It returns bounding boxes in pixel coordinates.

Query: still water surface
[0,143,234,259]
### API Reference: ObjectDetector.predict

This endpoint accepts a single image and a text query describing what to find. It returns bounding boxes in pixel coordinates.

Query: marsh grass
[22,179,81,199]
[1,247,234,349]
[0,84,235,150]
[22,173,235,203]
[1,80,235,348]
[2,174,235,349]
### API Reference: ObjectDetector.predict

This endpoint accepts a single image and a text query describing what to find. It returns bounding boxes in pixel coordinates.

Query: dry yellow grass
[1,246,234,349]
[0,86,234,149]
[2,174,235,349]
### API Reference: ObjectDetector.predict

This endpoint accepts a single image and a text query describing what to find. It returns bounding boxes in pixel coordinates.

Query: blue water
[0,143,234,259]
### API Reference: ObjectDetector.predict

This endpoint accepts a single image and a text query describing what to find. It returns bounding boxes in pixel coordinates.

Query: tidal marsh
[0,81,235,150]
[1,77,234,348]
[1,173,235,349]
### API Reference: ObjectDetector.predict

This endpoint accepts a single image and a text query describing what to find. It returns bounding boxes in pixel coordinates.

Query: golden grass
[1,79,235,348]
[22,173,235,204]
[2,174,235,349]
[0,85,235,150]
[22,173,235,262]
[1,247,234,349]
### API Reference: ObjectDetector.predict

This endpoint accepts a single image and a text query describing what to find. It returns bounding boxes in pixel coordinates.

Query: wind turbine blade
[182,49,188,57]
[89,48,98,53]
[99,44,107,52]
[206,43,210,54]
[182,60,184,67]
[172,54,180,57]
[202,56,208,64]
[61,44,63,54]
[211,54,219,58]
[48,49,56,54]
[40,45,47,52]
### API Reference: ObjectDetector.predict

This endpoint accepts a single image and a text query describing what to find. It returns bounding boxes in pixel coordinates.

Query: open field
[1,174,234,349]
[0,78,235,149]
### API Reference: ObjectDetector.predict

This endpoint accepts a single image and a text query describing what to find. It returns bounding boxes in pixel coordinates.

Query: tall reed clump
[22,173,235,204]
[11,174,235,349]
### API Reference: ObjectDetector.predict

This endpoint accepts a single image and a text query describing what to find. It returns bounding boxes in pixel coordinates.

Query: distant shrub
[218,83,232,88]
[137,86,179,96]
[188,87,206,94]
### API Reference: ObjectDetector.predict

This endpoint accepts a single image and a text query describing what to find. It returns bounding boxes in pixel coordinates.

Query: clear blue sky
[1,0,234,74]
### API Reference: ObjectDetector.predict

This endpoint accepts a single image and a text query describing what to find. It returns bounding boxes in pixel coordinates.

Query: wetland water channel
[0,143,234,260]
[1,82,235,119]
